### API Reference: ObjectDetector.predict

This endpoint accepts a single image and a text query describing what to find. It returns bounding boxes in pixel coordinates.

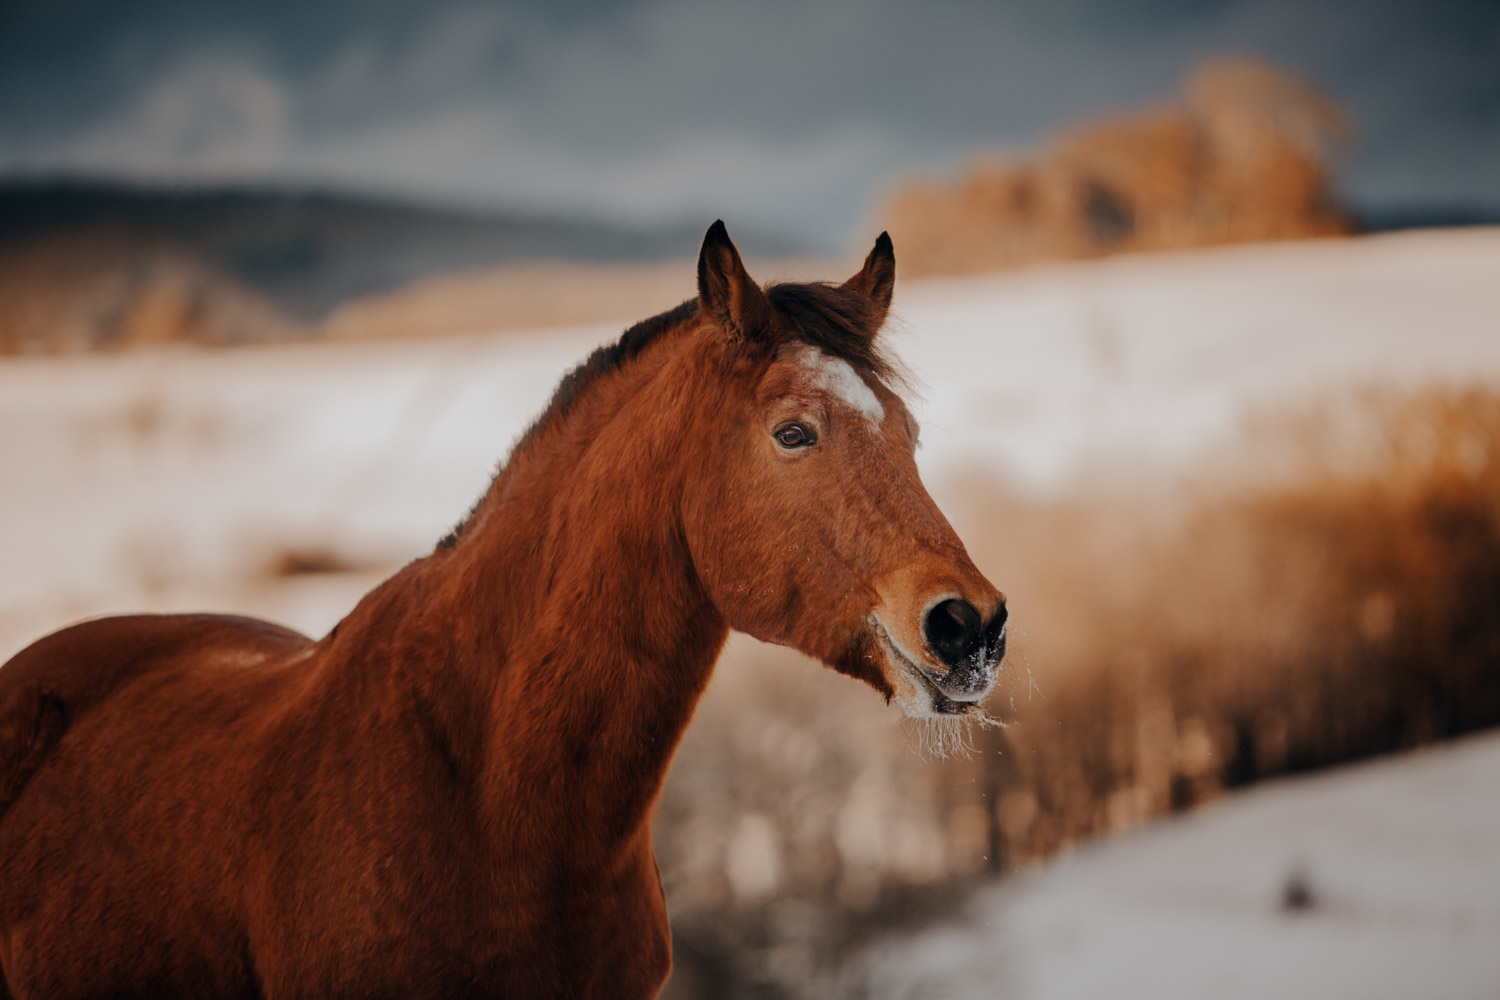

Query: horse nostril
[923,598,983,667]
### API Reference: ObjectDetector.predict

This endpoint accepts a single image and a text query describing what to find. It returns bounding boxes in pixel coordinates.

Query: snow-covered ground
[3,228,1497,656]
[1,319,603,641]
[858,729,1500,1000]
[890,227,1500,491]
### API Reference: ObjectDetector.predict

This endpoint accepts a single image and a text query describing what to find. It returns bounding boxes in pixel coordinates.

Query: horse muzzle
[919,597,1007,702]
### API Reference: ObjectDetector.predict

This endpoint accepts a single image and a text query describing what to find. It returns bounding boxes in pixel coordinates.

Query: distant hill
[1352,203,1500,234]
[0,180,801,322]
[0,180,807,353]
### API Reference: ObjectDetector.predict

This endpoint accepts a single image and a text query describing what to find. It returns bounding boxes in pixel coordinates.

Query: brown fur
[0,222,1002,999]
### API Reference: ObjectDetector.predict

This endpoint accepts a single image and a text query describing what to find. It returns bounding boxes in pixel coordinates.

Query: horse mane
[436,281,896,550]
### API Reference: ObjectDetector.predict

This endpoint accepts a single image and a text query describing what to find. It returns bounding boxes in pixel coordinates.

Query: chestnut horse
[0,222,1006,999]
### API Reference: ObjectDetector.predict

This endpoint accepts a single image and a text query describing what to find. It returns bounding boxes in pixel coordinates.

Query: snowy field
[857,729,1500,1000]
[3,228,1497,657]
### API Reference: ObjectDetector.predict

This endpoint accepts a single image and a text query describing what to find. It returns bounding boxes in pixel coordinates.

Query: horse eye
[774,423,815,449]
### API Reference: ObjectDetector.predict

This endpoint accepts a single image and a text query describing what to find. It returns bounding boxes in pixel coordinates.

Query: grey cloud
[1,0,1496,247]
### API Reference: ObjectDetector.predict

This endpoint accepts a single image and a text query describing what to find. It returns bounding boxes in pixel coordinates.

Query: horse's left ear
[698,220,773,341]
[843,231,895,333]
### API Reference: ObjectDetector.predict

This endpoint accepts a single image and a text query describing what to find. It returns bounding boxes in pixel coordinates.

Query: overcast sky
[1,0,1496,248]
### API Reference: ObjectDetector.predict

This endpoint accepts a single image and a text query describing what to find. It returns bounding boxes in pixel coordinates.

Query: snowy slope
[1,229,1498,649]
[857,729,1500,1000]
[889,228,1500,491]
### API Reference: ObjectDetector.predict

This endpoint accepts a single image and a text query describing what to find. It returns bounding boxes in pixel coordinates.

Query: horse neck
[344,326,731,853]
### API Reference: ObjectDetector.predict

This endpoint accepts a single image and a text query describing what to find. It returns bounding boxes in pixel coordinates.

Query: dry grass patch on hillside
[659,386,1500,998]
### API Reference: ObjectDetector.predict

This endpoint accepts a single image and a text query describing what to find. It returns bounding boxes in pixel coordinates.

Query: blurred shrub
[884,57,1352,277]
[658,386,1500,998]
[0,234,301,354]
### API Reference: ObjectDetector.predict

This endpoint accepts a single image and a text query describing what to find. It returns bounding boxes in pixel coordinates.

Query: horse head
[682,221,1007,718]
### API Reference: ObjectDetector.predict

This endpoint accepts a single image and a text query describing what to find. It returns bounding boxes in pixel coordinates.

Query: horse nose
[923,598,1008,669]
[922,598,983,667]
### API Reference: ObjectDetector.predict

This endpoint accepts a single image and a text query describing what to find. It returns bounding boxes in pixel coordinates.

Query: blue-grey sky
[1,0,1496,248]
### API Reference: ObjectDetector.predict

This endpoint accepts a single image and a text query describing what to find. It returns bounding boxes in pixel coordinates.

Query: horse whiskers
[903,712,978,759]
[964,703,1010,729]
[900,699,1012,759]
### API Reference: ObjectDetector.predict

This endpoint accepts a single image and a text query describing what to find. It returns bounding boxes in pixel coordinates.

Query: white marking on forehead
[793,345,885,428]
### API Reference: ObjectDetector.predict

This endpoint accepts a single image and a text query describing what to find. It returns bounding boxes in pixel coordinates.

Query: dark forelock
[764,282,895,383]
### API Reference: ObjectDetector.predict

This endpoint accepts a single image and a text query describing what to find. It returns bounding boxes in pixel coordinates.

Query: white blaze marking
[796,346,884,429]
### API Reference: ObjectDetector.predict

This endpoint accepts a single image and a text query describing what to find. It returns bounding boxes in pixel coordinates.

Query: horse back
[0,614,312,997]
[0,614,309,818]
[1,613,309,704]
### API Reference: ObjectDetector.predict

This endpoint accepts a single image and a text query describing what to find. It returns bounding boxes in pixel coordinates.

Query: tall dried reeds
[659,386,1500,998]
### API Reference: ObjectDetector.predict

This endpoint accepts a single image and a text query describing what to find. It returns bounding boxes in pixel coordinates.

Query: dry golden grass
[659,385,1500,997]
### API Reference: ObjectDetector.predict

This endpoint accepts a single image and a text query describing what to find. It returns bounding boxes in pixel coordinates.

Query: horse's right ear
[697,220,772,341]
[843,231,896,332]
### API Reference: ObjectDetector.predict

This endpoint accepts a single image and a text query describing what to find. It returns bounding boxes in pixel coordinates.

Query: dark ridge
[436,279,894,551]
[0,178,805,319]
[1351,202,1500,234]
